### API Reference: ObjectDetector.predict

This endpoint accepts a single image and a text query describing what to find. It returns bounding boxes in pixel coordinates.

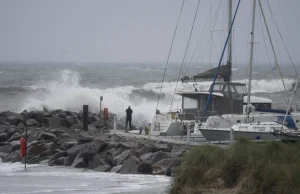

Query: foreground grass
[170,139,300,194]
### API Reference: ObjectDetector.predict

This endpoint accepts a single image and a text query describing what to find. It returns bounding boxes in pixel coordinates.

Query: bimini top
[175,91,224,97]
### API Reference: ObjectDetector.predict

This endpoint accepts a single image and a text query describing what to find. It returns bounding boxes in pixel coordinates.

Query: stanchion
[83,105,88,131]
[187,124,190,145]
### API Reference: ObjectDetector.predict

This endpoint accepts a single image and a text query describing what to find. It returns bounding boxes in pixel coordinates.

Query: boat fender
[20,137,26,157]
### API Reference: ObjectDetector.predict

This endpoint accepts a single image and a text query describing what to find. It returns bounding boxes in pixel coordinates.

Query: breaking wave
[19,70,295,125]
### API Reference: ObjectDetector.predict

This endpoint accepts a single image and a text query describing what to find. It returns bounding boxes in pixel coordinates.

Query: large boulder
[30,111,46,123]
[0,116,9,126]
[20,111,30,122]
[59,141,77,151]
[77,136,94,144]
[6,128,17,138]
[49,151,67,162]
[26,119,40,127]
[70,123,82,130]
[67,141,108,164]
[119,155,141,174]
[53,135,75,146]
[2,150,21,162]
[138,145,158,156]
[71,155,87,168]
[89,154,110,169]
[0,142,12,153]
[7,132,21,142]
[0,133,7,143]
[40,149,61,157]
[94,165,111,172]
[65,116,75,127]
[137,162,153,174]
[50,129,65,137]
[111,165,122,173]
[9,141,20,152]
[27,142,46,156]
[152,158,181,176]
[49,157,66,166]
[112,149,131,166]
[37,131,56,141]
[139,151,170,165]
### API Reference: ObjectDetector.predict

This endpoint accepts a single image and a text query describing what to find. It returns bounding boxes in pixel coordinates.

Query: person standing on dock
[125,106,133,132]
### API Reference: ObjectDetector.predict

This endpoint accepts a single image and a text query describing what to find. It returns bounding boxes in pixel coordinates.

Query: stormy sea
[0,61,297,193]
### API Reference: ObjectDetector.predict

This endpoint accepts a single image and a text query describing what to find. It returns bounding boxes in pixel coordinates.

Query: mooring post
[99,96,103,130]
[187,124,190,145]
[113,116,117,134]
[83,105,88,131]
[230,127,234,144]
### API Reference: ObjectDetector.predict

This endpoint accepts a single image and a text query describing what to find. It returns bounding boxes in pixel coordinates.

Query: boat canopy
[181,64,231,82]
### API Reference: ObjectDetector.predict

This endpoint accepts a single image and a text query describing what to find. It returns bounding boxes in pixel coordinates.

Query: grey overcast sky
[0,0,299,64]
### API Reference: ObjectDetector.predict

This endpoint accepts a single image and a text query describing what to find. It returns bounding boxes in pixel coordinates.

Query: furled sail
[181,64,231,82]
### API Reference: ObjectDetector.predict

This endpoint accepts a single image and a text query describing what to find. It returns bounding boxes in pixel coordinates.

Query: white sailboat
[150,0,280,137]
[199,0,297,141]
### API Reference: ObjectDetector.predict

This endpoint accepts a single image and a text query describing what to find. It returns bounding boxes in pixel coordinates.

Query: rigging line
[193,0,223,68]
[202,0,242,121]
[258,0,288,98]
[259,11,289,104]
[169,0,201,111]
[183,0,219,76]
[155,0,186,112]
[266,0,298,76]
[276,0,299,68]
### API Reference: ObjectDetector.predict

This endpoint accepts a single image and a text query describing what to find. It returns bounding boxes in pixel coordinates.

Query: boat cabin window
[236,120,241,123]
[183,97,198,109]
[251,103,271,109]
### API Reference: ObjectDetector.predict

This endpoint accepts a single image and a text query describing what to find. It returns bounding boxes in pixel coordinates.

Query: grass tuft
[170,140,300,194]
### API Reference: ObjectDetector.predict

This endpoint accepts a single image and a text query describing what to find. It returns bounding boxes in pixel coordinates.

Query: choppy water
[0,161,171,194]
[0,62,297,126]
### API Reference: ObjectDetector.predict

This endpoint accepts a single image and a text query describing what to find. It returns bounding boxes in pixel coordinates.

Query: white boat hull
[200,128,277,141]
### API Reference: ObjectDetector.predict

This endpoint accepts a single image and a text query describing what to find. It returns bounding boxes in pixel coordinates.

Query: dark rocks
[137,162,153,174]
[49,151,67,162]
[2,150,21,162]
[9,141,20,152]
[0,116,10,126]
[7,132,21,142]
[0,133,7,143]
[70,123,82,130]
[111,165,122,173]
[119,156,140,174]
[113,149,131,166]
[50,129,65,137]
[49,157,66,166]
[0,142,12,153]
[152,158,181,176]
[30,111,45,123]
[26,119,40,127]
[0,109,187,177]
[37,132,56,141]
[140,151,170,165]
[59,141,77,151]
[138,145,158,156]
[27,142,46,156]
[89,154,111,169]
[94,165,111,172]
[71,155,87,168]
[40,149,60,157]
[77,136,94,144]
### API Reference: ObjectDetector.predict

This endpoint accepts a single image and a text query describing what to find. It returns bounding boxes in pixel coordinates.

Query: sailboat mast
[227,0,233,81]
[246,0,257,123]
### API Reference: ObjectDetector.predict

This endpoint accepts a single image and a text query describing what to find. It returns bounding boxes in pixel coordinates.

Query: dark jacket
[126,108,133,120]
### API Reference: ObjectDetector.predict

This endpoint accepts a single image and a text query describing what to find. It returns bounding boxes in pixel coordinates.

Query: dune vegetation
[170,139,300,194]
